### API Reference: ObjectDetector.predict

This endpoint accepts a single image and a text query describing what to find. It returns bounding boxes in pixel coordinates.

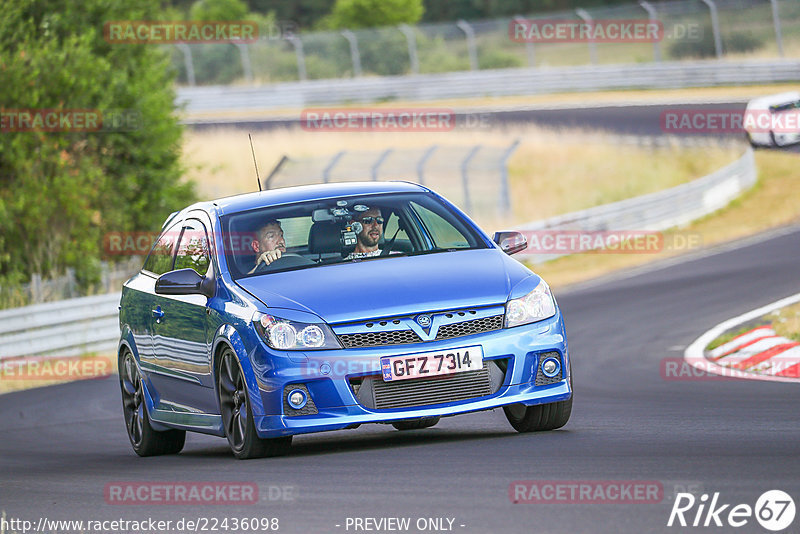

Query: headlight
[253,312,341,350]
[505,279,556,328]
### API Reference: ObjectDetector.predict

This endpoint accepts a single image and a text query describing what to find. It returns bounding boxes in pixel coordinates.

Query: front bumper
[249,312,570,438]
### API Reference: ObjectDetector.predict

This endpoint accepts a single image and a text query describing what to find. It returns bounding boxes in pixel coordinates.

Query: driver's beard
[360,233,380,248]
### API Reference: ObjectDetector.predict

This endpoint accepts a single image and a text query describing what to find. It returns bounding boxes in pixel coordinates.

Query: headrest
[308,222,342,255]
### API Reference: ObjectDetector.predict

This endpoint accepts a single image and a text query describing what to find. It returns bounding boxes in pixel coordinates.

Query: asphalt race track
[2,222,800,533]
[2,103,799,533]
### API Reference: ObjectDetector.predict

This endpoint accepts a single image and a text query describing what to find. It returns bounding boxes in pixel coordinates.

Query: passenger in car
[248,219,286,273]
[346,207,385,260]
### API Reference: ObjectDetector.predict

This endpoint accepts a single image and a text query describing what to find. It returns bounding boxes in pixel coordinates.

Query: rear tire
[392,416,440,431]
[120,350,185,456]
[218,348,292,459]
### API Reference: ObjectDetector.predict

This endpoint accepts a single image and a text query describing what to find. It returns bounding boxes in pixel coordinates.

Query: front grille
[350,360,507,410]
[337,311,504,349]
[339,329,422,348]
[435,314,503,341]
[373,364,494,409]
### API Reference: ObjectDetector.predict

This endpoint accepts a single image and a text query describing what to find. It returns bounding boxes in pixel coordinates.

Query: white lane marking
[684,292,800,383]
[709,327,775,359]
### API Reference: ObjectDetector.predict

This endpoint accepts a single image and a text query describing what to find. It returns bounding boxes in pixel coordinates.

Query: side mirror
[493,231,527,255]
[155,268,215,298]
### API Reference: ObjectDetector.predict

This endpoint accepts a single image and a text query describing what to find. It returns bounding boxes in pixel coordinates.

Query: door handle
[151,306,164,320]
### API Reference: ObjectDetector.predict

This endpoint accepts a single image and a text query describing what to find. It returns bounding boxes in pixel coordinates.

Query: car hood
[235,249,534,324]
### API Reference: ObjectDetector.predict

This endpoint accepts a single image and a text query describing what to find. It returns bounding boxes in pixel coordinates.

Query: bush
[0,0,196,293]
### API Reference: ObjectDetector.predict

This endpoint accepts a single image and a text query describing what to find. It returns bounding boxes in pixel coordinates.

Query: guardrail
[514,147,757,263]
[0,293,120,359]
[177,59,800,114]
[0,147,756,360]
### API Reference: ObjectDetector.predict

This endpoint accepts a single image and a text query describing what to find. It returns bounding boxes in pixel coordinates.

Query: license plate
[380,345,484,382]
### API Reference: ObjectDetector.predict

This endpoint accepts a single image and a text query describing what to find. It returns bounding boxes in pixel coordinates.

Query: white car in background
[744,91,800,147]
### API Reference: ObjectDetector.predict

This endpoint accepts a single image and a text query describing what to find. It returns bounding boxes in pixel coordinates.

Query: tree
[0,0,195,295]
[324,0,424,29]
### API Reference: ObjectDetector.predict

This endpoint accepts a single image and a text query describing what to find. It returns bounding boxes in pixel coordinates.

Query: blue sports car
[118,181,572,459]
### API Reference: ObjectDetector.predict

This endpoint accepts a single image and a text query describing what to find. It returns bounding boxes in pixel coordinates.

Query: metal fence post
[700,0,723,59]
[233,43,254,82]
[399,24,420,74]
[513,15,536,67]
[323,151,346,183]
[456,20,479,71]
[371,149,393,181]
[417,145,437,185]
[176,44,196,86]
[341,30,363,77]
[30,273,42,304]
[265,155,289,189]
[575,9,598,65]
[460,145,481,215]
[770,0,785,57]
[639,1,662,62]
[287,35,307,81]
[499,139,520,214]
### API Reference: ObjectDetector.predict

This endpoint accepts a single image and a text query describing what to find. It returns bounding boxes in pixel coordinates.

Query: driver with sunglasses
[345,207,385,260]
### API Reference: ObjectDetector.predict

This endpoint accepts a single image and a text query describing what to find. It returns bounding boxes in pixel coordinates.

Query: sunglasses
[360,216,384,225]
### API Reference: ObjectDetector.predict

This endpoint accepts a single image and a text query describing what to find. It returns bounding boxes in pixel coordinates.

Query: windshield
[221,192,487,279]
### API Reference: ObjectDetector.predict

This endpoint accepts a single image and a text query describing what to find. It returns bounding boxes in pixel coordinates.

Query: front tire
[218,348,291,459]
[120,350,185,456]
[504,397,572,432]
[392,416,440,431]
[504,362,572,433]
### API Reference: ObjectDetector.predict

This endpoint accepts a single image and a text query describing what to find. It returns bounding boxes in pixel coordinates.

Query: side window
[410,202,470,249]
[279,217,312,250]
[383,212,411,247]
[143,222,180,275]
[174,220,211,275]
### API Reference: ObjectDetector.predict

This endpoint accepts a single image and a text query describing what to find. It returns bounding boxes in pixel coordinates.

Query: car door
[149,218,216,413]
[135,220,182,385]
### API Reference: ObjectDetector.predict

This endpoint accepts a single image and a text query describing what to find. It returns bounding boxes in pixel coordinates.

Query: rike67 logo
[668,490,795,531]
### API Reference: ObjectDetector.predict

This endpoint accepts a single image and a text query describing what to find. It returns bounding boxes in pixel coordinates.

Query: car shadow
[178,425,573,460]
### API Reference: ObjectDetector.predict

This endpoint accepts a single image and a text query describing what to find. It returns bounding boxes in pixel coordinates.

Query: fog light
[541,357,561,378]
[287,389,307,409]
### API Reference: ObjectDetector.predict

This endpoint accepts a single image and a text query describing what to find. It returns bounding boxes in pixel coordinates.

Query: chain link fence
[169,0,798,86]
[265,141,520,219]
[0,258,141,310]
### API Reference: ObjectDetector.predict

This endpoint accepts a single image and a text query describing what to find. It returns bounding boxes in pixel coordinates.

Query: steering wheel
[252,253,314,273]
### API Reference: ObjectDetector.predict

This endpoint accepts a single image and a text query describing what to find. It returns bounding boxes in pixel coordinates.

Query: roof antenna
[249,133,262,191]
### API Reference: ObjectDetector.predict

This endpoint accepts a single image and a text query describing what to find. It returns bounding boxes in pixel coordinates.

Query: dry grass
[770,302,800,343]
[532,149,800,288]
[183,125,740,231]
